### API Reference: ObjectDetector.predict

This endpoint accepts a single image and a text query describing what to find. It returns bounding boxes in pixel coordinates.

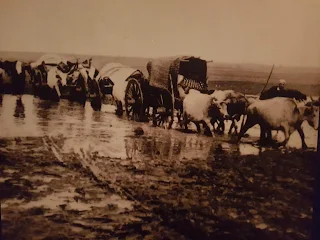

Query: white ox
[182,89,219,137]
[238,97,319,149]
[47,67,67,97]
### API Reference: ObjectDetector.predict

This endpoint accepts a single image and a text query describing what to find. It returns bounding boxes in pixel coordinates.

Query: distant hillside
[209,81,320,96]
[207,62,320,85]
[1,51,319,95]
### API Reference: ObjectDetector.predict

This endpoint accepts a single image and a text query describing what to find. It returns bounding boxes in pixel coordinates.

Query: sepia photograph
[0,0,319,239]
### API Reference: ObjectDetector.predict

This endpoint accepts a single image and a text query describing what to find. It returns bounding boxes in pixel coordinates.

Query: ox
[209,90,250,135]
[0,67,6,94]
[237,97,319,149]
[177,74,217,131]
[44,66,68,101]
[181,89,218,137]
[0,60,29,97]
[67,61,102,111]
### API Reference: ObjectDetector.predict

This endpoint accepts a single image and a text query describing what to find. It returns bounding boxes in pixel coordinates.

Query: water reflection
[13,97,25,119]
[124,132,272,161]
[238,143,265,156]
[124,132,218,162]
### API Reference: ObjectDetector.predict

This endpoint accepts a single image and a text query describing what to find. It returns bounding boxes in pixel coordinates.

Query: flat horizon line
[1,50,319,70]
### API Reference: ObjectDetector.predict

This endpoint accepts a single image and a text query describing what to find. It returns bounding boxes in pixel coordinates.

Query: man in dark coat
[260,79,286,100]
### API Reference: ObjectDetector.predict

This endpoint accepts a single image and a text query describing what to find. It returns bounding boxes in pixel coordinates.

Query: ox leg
[297,126,308,149]
[234,121,239,135]
[280,125,292,148]
[228,120,233,135]
[239,115,245,135]
[177,107,184,128]
[237,114,256,142]
[261,126,273,146]
[259,123,268,144]
[220,118,225,133]
[213,118,224,135]
[53,85,61,102]
[195,122,202,133]
[266,129,272,143]
[178,109,185,128]
[233,115,242,135]
[54,85,61,98]
[228,119,236,135]
[183,112,189,132]
[204,118,215,138]
[115,101,123,116]
[259,124,265,141]
[210,118,216,129]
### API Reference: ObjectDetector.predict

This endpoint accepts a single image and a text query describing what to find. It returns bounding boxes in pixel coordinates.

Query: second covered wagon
[98,56,211,128]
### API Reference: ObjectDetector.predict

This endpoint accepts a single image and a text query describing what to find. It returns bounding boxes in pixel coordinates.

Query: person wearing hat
[259,79,287,100]
[277,79,286,91]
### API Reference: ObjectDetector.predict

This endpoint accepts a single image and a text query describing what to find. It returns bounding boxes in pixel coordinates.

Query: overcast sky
[0,0,319,67]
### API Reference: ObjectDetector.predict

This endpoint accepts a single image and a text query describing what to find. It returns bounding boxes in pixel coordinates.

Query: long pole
[260,64,275,94]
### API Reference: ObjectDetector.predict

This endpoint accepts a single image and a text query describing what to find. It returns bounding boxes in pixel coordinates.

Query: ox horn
[180,60,190,62]
[206,60,213,63]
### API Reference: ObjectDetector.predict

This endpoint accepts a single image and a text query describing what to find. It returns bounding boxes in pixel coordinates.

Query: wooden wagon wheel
[152,92,167,127]
[125,78,144,121]
[151,90,174,129]
[167,74,175,130]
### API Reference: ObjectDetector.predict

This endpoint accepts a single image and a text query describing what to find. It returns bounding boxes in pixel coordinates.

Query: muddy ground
[0,94,318,240]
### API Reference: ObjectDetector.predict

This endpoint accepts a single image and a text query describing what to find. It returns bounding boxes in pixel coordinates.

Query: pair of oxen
[178,81,319,149]
[1,59,102,111]
[27,59,102,111]
[0,60,28,96]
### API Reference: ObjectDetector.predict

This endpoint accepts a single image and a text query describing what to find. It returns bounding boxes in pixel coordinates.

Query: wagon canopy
[146,56,208,93]
[99,62,143,83]
[30,54,69,68]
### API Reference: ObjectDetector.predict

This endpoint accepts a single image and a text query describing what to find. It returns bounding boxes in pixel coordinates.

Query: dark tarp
[146,56,208,97]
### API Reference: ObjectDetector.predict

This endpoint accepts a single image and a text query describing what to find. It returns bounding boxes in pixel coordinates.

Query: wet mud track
[0,95,318,239]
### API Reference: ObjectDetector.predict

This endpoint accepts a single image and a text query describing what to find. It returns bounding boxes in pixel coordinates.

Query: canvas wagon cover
[100,62,139,83]
[31,54,68,68]
[99,63,125,78]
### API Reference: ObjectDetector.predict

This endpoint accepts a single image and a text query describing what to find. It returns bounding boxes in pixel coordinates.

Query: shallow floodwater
[0,94,318,156]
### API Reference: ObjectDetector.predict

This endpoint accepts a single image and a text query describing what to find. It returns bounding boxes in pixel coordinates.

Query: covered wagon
[98,63,147,119]
[143,56,210,128]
